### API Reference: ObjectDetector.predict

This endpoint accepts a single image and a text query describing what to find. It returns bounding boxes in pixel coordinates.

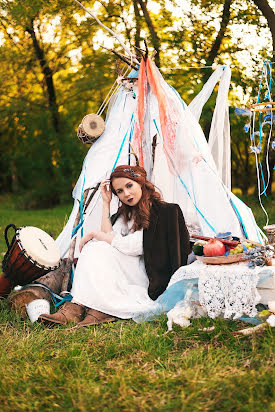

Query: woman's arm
[100,179,113,233]
[79,231,115,252]
[111,230,143,256]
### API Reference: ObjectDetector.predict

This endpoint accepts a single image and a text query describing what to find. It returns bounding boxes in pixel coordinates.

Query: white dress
[70,216,156,318]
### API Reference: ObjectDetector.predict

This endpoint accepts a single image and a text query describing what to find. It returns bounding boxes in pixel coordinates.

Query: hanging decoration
[235,60,274,225]
[77,113,105,144]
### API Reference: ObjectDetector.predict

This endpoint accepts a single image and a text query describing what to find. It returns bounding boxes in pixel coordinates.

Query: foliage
[0,0,274,206]
[0,306,274,411]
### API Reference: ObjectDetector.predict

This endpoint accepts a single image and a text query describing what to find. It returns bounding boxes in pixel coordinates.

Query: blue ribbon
[71,166,86,238]
[55,293,73,308]
[128,118,135,164]
[112,113,134,171]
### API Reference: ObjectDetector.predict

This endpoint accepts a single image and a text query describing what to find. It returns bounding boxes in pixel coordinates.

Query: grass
[0,193,274,411]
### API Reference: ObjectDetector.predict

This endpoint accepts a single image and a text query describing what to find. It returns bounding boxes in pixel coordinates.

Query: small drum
[0,224,61,297]
[77,113,105,144]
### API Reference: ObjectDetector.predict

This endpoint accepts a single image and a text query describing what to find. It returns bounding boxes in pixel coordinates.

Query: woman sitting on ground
[39,165,190,327]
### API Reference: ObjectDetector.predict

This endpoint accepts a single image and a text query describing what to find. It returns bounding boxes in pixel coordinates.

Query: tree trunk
[202,0,232,85]
[202,0,232,140]
[252,0,275,58]
[136,0,161,67]
[26,19,60,133]
[252,0,275,196]
[133,0,142,50]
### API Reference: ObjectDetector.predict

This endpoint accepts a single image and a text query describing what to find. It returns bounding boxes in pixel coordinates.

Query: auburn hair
[110,165,163,231]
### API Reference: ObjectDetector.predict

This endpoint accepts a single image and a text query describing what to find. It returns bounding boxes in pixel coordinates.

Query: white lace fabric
[169,260,261,319]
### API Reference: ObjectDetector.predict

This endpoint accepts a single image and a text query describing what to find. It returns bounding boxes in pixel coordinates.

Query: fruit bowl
[195,254,247,265]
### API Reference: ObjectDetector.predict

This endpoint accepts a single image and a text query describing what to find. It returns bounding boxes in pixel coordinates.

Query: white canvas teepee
[57,59,265,259]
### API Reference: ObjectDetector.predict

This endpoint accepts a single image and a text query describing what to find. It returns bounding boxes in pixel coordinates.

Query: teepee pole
[61,188,90,294]
[100,45,139,70]
[72,0,139,65]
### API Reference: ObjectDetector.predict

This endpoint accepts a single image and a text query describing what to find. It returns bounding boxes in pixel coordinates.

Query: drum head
[18,227,61,268]
[81,114,105,138]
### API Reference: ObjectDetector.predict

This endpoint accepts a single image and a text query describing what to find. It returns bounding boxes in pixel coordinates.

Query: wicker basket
[196,254,247,265]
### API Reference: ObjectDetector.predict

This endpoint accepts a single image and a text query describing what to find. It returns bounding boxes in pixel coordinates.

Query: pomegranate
[203,239,226,257]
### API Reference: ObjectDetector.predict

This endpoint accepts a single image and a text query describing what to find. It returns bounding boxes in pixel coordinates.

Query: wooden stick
[250,101,274,108]
[61,188,90,294]
[133,45,146,59]
[83,183,100,213]
[151,50,157,60]
[250,107,275,112]
[100,45,139,70]
[152,134,157,166]
[249,101,275,112]
[129,143,139,166]
[72,0,139,64]
[144,39,149,57]
[234,323,266,336]
[121,77,138,81]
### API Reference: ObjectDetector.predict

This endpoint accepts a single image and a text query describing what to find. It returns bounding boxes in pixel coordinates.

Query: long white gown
[71,216,157,319]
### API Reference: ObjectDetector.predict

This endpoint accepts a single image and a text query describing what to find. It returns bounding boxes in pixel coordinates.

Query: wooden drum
[77,113,105,144]
[0,225,61,298]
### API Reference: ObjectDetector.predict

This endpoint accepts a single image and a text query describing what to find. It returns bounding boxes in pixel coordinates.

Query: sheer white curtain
[188,66,232,189]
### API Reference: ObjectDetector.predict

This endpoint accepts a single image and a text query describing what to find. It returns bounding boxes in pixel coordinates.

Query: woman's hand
[101,179,112,204]
[79,233,93,252]
[79,231,115,252]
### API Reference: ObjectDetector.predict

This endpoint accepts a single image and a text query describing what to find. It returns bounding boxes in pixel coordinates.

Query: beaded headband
[123,168,141,178]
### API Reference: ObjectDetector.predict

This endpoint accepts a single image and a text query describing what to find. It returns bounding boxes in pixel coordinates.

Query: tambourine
[77,113,105,144]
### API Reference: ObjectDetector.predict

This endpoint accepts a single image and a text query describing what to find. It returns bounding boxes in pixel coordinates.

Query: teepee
[56,56,265,260]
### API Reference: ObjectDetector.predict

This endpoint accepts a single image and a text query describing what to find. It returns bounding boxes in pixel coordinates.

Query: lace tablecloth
[169,260,271,319]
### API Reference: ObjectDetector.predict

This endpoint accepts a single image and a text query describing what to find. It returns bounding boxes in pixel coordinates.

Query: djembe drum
[0,224,61,298]
[77,113,105,144]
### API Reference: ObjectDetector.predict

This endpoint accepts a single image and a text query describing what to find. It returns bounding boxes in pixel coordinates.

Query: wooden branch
[152,134,157,166]
[136,0,161,67]
[61,188,90,294]
[116,60,123,77]
[202,0,232,84]
[144,39,149,57]
[26,19,60,133]
[83,183,100,213]
[133,45,146,59]
[133,0,142,49]
[121,77,138,81]
[129,143,139,166]
[235,323,266,335]
[151,50,157,60]
[72,0,139,64]
[100,45,139,70]
[252,0,275,56]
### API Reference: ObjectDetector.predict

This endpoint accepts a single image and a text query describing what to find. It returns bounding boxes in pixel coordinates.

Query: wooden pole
[60,188,90,294]
[100,45,139,70]
[72,0,139,65]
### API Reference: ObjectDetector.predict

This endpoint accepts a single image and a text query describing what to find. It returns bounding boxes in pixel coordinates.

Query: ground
[0,194,274,411]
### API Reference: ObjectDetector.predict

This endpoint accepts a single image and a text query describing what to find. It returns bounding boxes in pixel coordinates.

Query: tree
[0,0,274,204]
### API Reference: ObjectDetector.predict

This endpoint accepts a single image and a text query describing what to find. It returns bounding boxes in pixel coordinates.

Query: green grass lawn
[0,194,274,411]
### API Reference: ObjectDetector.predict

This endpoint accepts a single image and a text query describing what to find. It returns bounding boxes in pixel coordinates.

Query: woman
[39,165,190,326]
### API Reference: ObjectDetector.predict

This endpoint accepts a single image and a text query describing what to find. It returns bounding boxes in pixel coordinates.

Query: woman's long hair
[110,165,163,231]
